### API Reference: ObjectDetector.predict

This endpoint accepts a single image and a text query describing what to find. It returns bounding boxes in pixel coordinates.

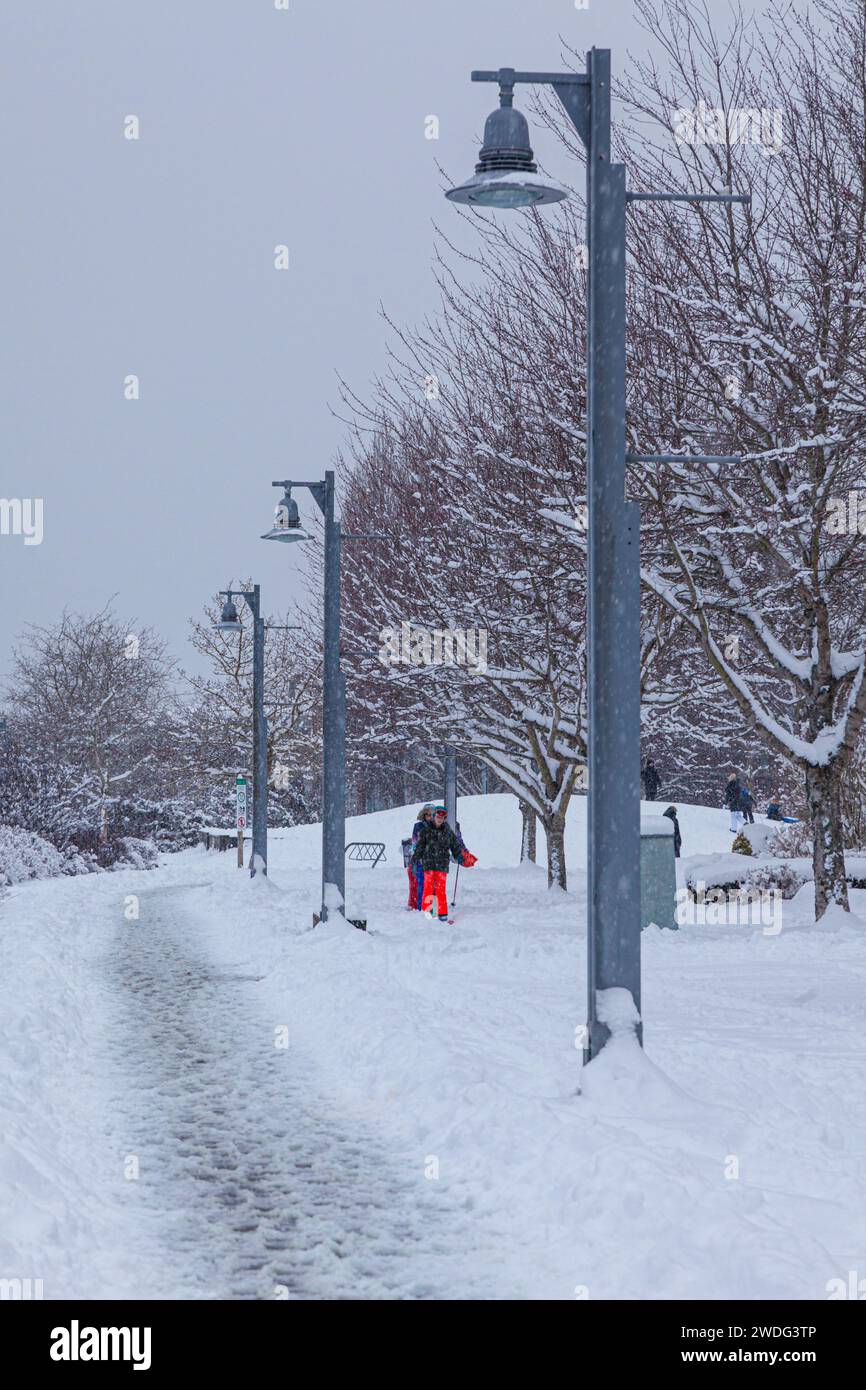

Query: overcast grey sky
[2,0,715,679]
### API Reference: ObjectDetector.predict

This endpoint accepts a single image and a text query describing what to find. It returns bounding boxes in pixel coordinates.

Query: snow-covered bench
[198,827,239,852]
[683,849,866,897]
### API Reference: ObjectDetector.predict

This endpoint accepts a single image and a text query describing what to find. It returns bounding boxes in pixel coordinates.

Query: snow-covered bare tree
[6,606,176,842]
[337,198,688,886]
[618,0,866,916]
[337,210,592,888]
[185,586,322,826]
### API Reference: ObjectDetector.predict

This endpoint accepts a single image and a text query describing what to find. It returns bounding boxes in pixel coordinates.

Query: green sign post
[236,775,247,870]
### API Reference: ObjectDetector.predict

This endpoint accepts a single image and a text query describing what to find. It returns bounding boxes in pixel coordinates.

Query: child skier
[403,804,433,910]
[412,804,477,920]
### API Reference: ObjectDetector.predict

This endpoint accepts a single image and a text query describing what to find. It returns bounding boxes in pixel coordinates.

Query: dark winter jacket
[724,778,742,810]
[766,802,782,822]
[662,806,682,858]
[411,819,463,873]
[739,788,754,812]
[642,763,661,798]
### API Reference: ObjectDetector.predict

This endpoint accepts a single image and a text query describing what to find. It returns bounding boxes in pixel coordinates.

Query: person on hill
[766,796,783,822]
[411,804,477,920]
[724,772,743,833]
[403,804,433,910]
[662,805,682,858]
[740,785,755,825]
[641,758,661,801]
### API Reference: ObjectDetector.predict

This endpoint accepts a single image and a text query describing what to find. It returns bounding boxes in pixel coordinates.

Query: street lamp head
[218,597,242,632]
[445,89,568,209]
[261,486,314,543]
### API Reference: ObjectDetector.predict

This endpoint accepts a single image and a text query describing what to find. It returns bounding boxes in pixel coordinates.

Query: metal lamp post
[444,745,457,829]
[218,586,269,877]
[446,52,748,1060]
[262,474,387,924]
[263,471,346,922]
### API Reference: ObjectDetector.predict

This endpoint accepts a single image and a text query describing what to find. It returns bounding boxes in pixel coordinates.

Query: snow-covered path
[85,879,490,1300]
[4,793,866,1300]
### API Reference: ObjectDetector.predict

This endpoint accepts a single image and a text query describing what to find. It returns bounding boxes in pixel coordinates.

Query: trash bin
[640,813,677,931]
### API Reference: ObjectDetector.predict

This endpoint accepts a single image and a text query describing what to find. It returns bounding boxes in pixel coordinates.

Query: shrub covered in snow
[0,712,205,878]
[0,826,66,886]
[103,797,204,854]
[744,861,808,900]
[771,820,812,858]
[112,836,159,871]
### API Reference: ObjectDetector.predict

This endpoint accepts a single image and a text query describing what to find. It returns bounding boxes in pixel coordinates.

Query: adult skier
[402,804,433,910]
[412,804,476,920]
[662,804,682,858]
[724,772,743,833]
[641,758,661,801]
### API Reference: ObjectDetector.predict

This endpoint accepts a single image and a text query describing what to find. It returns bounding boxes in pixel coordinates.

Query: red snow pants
[407,865,423,908]
[421,869,448,916]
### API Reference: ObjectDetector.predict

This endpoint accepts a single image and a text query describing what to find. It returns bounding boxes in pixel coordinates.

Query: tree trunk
[543,810,567,890]
[806,763,849,918]
[519,800,537,863]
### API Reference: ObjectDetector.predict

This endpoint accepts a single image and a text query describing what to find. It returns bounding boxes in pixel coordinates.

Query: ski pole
[451,860,460,907]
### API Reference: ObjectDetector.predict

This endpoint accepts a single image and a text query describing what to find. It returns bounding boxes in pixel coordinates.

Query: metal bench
[345,841,386,868]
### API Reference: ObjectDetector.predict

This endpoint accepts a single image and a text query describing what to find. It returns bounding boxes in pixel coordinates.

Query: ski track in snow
[92,881,481,1301]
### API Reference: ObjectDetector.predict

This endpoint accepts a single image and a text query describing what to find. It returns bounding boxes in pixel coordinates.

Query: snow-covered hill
[267,790,740,878]
[2,792,865,1300]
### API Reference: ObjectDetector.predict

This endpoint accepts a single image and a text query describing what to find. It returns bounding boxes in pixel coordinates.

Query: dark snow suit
[662,806,682,858]
[642,763,661,800]
[724,776,744,833]
[412,819,463,917]
[412,819,464,872]
[724,778,742,811]
[405,819,428,908]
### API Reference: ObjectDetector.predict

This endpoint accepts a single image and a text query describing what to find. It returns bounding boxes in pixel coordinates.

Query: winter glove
[460,850,477,868]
